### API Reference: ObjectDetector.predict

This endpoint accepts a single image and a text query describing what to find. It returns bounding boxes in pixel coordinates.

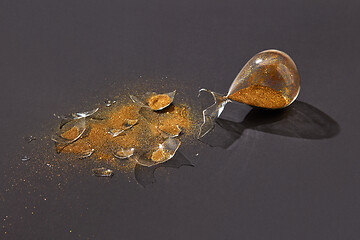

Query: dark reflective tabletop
[1,0,359,239]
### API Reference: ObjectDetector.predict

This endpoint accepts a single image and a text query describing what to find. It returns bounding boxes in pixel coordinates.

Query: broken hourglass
[199,49,301,138]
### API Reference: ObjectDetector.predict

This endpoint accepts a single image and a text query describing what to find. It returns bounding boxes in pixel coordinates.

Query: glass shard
[123,119,138,129]
[21,156,30,162]
[147,90,176,111]
[130,90,176,111]
[107,119,138,137]
[107,129,125,137]
[24,136,36,143]
[133,138,181,167]
[79,149,95,159]
[92,167,114,177]
[156,125,182,138]
[105,99,116,107]
[51,118,87,145]
[129,95,148,108]
[72,108,99,119]
[198,89,229,138]
[113,147,135,159]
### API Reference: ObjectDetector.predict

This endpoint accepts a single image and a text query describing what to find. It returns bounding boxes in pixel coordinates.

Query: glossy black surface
[1,0,359,239]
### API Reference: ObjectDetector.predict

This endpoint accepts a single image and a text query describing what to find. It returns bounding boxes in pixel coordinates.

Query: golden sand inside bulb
[227,85,289,109]
[147,94,172,110]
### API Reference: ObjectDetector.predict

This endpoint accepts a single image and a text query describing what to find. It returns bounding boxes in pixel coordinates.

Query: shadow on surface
[134,151,193,187]
[200,101,340,149]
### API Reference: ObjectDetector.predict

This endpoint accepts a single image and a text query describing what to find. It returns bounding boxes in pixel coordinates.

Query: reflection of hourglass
[199,49,301,138]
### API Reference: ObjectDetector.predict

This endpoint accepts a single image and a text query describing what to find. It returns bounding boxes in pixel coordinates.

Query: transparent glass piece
[123,119,138,129]
[24,135,36,143]
[79,149,95,159]
[133,138,181,167]
[21,156,30,162]
[156,125,182,138]
[113,147,135,159]
[105,99,116,107]
[107,129,125,137]
[56,108,100,129]
[92,167,114,177]
[72,108,99,119]
[130,90,176,111]
[129,95,148,108]
[51,118,87,145]
[198,89,229,138]
[107,119,138,137]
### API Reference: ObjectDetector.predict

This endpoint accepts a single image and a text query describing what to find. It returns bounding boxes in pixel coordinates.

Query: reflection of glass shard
[113,147,135,159]
[92,167,114,177]
[134,151,194,187]
[133,138,181,167]
[79,149,95,159]
[198,89,229,138]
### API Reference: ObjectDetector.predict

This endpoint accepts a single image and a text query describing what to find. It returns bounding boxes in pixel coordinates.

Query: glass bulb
[227,49,300,109]
[198,49,301,138]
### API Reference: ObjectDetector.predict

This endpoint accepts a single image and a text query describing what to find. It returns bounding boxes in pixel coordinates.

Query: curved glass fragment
[79,149,95,159]
[92,167,114,177]
[51,118,87,145]
[129,90,176,111]
[156,125,182,138]
[113,147,135,159]
[132,138,181,167]
[107,119,138,137]
[72,108,99,119]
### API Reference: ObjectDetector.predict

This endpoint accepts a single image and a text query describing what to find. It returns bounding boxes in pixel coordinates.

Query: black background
[1,0,359,239]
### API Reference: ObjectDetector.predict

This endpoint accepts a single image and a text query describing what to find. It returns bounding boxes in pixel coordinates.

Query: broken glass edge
[107,119,138,137]
[130,90,176,111]
[113,147,135,159]
[51,118,88,145]
[155,125,182,138]
[133,138,181,167]
[79,149,95,159]
[149,90,176,111]
[92,167,114,177]
[129,95,149,108]
[72,107,99,119]
[21,156,30,162]
[107,129,125,137]
[123,119,138,129]
[198,89,229,139]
